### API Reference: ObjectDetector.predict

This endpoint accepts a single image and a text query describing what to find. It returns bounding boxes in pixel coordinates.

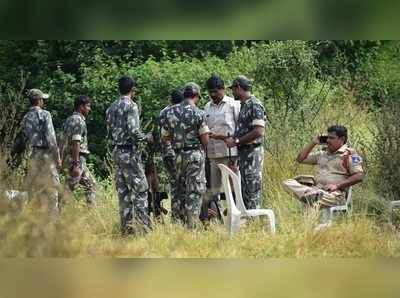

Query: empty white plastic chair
[218,166,241,237]
[218,164,276,236]
[3,190,28,201]
[389,200,400,224]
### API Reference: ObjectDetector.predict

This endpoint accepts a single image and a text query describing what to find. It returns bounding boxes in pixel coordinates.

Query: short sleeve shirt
[302,145,364,186]
[204,95,240,158]
[62,112,89,154]
[22,106,57,149]
[235,95,266,144]
[106,95,142,146]
[161,100,210,150]
[158,104,175,158]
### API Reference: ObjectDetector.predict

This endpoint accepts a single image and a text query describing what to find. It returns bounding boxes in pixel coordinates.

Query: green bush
[374,99,400,201]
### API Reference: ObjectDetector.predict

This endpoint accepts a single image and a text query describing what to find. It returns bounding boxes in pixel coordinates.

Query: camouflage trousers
[65,155,96,205]
[26,149,60,216]
[174,148,206,228]
[238,145,264,210]
[113,147,150,234]
[163,155,179,222]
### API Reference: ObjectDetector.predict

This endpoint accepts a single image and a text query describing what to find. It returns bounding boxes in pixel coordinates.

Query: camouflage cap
[28,89,50,100]
[183,82,201,98]
[228,75,252,89]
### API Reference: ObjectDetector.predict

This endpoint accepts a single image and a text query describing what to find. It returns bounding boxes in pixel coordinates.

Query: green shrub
[373,99,400,201]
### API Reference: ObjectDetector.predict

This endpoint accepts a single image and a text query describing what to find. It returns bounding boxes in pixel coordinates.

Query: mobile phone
[319,135,328,144]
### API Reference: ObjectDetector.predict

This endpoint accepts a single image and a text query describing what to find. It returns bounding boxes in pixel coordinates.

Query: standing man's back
[106,76,150,235]
[158,88,184,222]
[22,89,61,216]
[161,82,210,228]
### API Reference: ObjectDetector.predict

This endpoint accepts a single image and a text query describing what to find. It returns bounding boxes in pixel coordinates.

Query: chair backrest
[232,170,248,213]
[218,164,241,214]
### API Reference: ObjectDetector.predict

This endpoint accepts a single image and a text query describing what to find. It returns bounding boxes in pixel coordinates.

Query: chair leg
[267,211,276,234]
[389,205,397,225]
[227,214,241,237]
[390,207,393,225]
[231,214,241,237]
[320,208,332,224]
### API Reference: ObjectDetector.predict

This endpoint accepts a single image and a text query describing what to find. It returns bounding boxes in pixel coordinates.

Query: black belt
[115,144,133,150]
[174,145,202,152]
[238,143,262,150]
[32,146,49,150]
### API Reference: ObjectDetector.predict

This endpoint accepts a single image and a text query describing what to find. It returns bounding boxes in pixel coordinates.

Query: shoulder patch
[351,154,363,165]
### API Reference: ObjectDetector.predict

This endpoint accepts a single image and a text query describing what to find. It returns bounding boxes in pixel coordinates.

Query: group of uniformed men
[21,73,364,235]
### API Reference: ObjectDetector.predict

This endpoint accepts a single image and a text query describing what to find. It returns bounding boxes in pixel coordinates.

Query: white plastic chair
[389,200,400,224]
[320,187,352,224]
[3,190,28,201]
[218,164,276,236]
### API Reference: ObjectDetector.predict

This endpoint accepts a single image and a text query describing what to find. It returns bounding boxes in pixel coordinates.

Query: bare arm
[209,132,228,140]
[58,141,64,167]
[296,136,320,162]
[199,133,209,146]
[337,172,364,189]
[238,126,264,144]
[325,172,364,192]
[46,113,61,168]
[225,126,264,147]
[69,141,81,177]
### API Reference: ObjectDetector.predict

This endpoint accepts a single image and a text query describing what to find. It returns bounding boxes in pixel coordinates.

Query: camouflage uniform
[106,95,150,233]
[158,104,179,221]
[235,95,266,210]
[21,106,60,214]
[62,112,96,204]
[283,145,364,207]
[161,100,210,227]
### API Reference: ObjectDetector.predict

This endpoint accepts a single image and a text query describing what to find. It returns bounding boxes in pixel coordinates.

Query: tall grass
[1,92,399,257]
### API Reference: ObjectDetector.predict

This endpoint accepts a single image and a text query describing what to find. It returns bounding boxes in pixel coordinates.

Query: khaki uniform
[283,145,364,207]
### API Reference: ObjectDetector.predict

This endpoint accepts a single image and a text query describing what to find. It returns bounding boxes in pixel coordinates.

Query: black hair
[327,125,348,143]
[170,88,184,104]
[239,84,252,92]
[183,86,199,99]
[118,76,136,95]
[206,75,225,90]
[29,97,39,105]
[74,95,91,110]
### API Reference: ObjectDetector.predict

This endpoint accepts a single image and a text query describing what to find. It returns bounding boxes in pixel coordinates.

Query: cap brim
[42,93,50,99]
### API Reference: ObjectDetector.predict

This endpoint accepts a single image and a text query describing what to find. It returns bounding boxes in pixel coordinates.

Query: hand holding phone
[319,135,328,144]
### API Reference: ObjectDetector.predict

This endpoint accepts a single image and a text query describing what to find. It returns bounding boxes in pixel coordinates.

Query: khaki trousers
[282,178,344,207]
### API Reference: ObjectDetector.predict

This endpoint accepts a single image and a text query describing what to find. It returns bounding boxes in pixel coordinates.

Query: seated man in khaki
[283,125,364,207]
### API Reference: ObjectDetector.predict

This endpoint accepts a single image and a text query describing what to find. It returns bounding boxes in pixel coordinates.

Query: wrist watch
[234,138,240,145]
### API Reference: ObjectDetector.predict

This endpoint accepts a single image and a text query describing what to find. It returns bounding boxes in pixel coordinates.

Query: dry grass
[1,96,399,258]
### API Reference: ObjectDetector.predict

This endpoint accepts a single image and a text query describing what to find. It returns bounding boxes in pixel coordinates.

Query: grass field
[1,97,399,258]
